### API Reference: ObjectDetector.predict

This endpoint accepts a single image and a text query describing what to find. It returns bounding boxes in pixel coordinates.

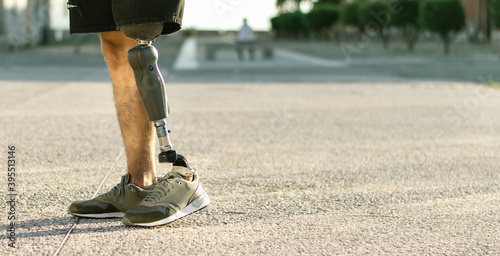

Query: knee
[101,31,137,64]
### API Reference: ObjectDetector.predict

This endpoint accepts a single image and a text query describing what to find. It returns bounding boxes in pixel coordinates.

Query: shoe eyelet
[129,188,136,193]
[176,181,182,185]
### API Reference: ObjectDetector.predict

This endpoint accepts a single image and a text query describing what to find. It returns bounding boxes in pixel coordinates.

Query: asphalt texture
[0,35,499,255]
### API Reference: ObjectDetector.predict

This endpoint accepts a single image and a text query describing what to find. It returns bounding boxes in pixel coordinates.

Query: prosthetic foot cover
[127,44,168,121]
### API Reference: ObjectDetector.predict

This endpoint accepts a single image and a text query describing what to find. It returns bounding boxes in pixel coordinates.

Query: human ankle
[129,176,156,189]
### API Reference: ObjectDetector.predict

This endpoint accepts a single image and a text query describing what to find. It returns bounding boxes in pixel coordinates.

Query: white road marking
[173,38,199,70]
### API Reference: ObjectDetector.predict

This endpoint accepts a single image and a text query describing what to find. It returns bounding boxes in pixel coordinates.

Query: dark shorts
[67,0,185,35]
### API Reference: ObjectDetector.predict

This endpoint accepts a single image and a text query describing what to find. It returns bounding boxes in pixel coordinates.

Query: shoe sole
[123,192,210,227]
[71,212,125,218]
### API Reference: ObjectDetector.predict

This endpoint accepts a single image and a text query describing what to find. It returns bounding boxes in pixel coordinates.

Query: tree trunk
[403,24,419,52]
[0,0,4,34]
[381,28,390,51]
[440,32,450,55]
[408,41,415,52]
[353,28,361,47]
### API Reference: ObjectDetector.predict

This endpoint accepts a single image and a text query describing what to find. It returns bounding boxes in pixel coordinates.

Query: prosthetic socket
[121,23,187,167]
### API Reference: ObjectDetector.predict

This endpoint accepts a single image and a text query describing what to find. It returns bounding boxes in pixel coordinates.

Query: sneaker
[68,173,148,218]
[122,167,210,227]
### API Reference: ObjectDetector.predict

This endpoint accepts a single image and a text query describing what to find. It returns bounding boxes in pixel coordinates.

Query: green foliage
[487,81,500,88]
[420,0,465,55]
[391,0,419,51]
[282,11,307,34]
[271,16,282,31]
[270,11,307,36]
[315,0,342,6]
[391,0,419,28]
[341,1,363,28]
[276,0,287,7]
[419,0,465,34]
[276,0,304,13]
[358,1,391,28]
[492,0,500,28]
[304,4,340,32]
[356,1,393,49]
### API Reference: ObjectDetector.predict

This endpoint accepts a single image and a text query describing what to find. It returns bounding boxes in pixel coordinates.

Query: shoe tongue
[161,172,183,183]
[122,173,131,184]
[166,171,183,179]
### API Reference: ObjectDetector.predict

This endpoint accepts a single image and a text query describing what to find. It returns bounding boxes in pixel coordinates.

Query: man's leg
[69,30,210,223]
[68,31,154,218]
[100,31,156,189]
[236,44,244,61]
[249,45,255,61]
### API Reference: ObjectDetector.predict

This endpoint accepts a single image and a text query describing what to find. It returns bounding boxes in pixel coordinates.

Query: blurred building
[461,0,490,41]
[0,0,69,51]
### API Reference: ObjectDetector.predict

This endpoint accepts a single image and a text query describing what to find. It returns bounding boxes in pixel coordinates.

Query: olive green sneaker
[68,173,148,218]
[123,167,210,227]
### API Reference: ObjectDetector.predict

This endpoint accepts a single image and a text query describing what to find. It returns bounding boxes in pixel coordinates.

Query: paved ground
[0,36,499,255]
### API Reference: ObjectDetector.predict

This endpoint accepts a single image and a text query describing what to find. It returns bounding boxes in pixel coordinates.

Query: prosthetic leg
[121,23,188,167]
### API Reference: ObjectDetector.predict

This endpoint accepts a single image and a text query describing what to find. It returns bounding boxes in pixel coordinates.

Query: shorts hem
[115,16,182,35]
[70,18,182,35]
[116,17,179,26]
[70,26,119,34]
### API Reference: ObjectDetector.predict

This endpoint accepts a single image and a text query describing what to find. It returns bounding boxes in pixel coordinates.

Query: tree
[420,0,465,55]
[270,16,283,36]
[341,0,364,44]
[271,11,307,38]
[492,0,500,29]
[392,0,419,52]
[304,4,340,38]
[315,0,343,5]
[358,1,392,50]
[276,0,307,13]
[341,1,362,29]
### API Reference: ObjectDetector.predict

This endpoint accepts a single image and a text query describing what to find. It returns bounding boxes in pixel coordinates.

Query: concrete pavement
[0,38,499,255]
